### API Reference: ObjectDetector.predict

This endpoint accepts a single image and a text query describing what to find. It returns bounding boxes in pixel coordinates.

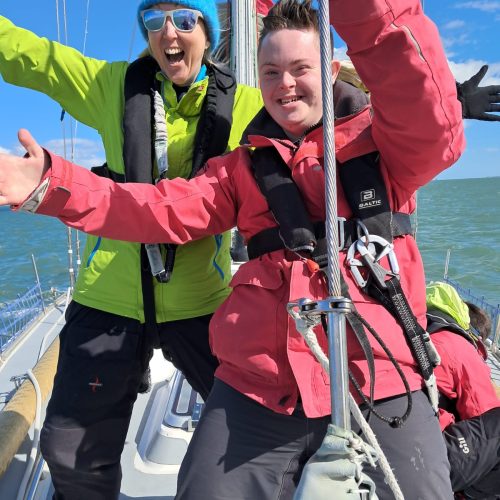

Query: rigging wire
[16,4,92,494]
[70,0,92,273]
[55,0,93,283]
[127,16,138,63]
[55,0,75,289]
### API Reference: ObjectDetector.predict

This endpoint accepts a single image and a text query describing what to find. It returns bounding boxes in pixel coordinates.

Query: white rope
[153,89,169,178]
[290,312,405,500]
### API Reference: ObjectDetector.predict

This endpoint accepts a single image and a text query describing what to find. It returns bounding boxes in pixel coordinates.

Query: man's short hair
[258,0,319,52]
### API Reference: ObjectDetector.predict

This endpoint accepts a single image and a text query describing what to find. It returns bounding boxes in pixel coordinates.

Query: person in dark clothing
[427,282,500,499]
[0,1,263,498]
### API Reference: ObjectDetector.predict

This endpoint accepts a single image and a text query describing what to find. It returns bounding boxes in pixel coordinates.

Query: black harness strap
[90,163,125,182]
[90,59,238,333]
[339,152,397,244]
[161,64,237,283]
[251,146,317,254]
[191,64,237,177]
[338,151,439,409]
[368,277,435,379]
[247,213,412,259]
[123,56,159,185]
[121,56,161,338]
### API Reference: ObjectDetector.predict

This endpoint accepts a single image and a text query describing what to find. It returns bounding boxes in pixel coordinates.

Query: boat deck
[0,297,65,412]
[0,297,182,499]
[0,296,499,499]
[487,352,500,388]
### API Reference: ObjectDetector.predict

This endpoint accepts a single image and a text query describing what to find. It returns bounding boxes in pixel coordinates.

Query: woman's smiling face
[148,3,209,86]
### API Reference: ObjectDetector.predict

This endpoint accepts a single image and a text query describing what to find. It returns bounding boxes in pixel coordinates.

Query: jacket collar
[245,104,376,166]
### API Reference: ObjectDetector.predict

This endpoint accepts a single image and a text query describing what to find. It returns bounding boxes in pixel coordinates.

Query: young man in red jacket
[0,0,465,497]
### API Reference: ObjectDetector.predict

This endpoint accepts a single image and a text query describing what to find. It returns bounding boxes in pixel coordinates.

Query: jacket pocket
[210,260,286,384]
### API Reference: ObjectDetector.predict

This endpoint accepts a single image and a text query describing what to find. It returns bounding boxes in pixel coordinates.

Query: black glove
[456,65,500,121]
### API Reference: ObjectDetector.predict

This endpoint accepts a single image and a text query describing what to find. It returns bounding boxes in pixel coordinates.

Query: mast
[317,0,351,431]
[227,0,259,262]
[230,0,258,87]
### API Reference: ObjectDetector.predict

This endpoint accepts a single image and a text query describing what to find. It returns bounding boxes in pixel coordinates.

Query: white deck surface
[0,296,499,499]
[0,300,182,499]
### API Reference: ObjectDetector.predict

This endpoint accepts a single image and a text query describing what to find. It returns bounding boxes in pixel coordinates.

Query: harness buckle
[347,234,399,290]
[337,217,346,251]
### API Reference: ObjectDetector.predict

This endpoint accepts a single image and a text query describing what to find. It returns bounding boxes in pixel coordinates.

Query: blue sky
[0,0,499,179]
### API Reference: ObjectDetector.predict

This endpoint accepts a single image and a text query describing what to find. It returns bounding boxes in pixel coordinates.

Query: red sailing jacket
[29,0,465,417]
[432,331,500,431]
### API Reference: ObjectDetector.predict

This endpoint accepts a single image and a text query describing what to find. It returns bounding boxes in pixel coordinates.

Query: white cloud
[441,32,470,51]
[334,45,349,62]
[443,19,466,29]
[0,146,11,154]
[456,1,500,12]
[448,59,500,84]
[25,138,106,169]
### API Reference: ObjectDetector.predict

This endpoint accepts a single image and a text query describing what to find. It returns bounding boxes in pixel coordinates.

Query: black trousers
[40,301,218,500]
[443,407,500,499]
[176,381,454,500]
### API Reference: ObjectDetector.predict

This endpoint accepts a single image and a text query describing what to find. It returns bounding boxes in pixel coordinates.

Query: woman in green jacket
[0,1,262,498]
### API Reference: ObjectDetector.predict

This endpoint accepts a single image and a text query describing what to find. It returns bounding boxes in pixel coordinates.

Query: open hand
[458,65,500,121]
[0,129,49,206]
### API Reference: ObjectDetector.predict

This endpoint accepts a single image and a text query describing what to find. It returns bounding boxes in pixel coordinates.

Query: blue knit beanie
[138,0,220,51]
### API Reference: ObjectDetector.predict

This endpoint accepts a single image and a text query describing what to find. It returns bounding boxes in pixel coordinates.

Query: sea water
[0,176,499,306]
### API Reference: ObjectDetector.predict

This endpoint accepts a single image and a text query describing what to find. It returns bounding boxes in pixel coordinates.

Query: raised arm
[330,0,465,193]
[0,15,126,130]
[0,130,238,244]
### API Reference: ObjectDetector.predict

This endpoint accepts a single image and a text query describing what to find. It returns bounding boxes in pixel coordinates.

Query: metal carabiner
[356,235,399,289]
[346,242,369,288]
[347,234,400,290]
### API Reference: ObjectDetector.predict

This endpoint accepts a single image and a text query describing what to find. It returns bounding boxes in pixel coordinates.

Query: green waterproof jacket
[0,16,263,322]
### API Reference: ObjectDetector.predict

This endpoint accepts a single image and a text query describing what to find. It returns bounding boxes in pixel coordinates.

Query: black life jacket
[246,79,413,261]
[93,56,237,338]
[92,57,237,182]
[122,55,237,183]
[427,308,478,345]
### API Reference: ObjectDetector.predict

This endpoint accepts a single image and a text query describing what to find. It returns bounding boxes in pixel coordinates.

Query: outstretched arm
[0,131,239,244]
[0,16,123,130]
[457,65,500,122]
